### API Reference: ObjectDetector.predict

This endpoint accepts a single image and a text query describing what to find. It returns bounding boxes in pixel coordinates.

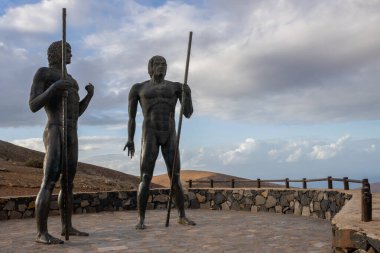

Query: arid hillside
[0,140,144,197]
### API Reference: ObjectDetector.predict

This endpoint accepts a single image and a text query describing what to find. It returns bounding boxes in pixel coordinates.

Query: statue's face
[152,57,167,78]
[47,41,72,65]
[65,46,72,64]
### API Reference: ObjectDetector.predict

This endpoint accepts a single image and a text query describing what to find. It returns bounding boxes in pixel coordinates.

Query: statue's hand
[85,83,94,97]
[53,80,71,91]
[183,83,191,96]
[123,140,135,159]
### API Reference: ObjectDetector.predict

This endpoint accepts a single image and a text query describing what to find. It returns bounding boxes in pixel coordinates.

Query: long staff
[61,7,70,241]
[165,31,193,227]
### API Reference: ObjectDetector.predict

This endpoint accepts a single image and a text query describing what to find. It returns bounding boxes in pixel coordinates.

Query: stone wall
[0,188,351,221]
[187,189,351,220]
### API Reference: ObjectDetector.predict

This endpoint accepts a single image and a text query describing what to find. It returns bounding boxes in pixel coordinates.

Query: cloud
[1,0,380,129]
[192,0,380,123]
[11,135,126,157]
[0,0,94,33]
[364,144,376,153]
[310,135,351,160]
[286,148,302,163]
[12,138,44,152]
[220,138,258,165]
[12,134,380,183]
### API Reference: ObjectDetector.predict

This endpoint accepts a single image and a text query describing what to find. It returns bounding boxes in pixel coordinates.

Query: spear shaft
[165,31,193,227]
[61,7,70,241]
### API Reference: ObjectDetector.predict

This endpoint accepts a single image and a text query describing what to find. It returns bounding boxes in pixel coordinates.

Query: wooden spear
[165,31,193,227]
[61,7,70,241]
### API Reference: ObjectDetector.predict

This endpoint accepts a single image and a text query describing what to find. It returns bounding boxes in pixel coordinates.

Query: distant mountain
[353,182,380,193]
[152,169,282,188]
[0,140,150,197]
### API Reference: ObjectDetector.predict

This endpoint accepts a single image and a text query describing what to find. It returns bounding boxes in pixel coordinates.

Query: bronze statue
[124,55,196,229]
[29,41,94,244]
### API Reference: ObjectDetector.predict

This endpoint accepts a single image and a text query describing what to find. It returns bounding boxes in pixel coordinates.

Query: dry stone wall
[186,189,351,220]
[0,188,351,221]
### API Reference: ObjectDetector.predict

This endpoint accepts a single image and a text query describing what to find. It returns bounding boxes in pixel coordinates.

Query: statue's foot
[135,222,147,230]
[135,220,146,230]
[36,232,64,244]
[178,217,196,226]
[61,227,89,236]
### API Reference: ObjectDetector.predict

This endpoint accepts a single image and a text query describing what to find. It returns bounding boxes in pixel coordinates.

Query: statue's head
[47,40,71,65]
[148,55,167,78]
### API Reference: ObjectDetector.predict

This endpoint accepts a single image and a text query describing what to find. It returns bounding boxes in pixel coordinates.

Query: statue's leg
[136,132,158,230]
[59,127,88,236]
[161,134,196,226]
[35,125,64,244]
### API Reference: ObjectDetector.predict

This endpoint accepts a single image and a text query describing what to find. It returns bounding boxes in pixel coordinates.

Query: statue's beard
[155,72,165,79]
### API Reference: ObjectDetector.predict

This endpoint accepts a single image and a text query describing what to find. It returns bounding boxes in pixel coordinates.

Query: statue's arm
[123,84,139,157]
[127,85,139,142]
[179,82,193,118]
[29,68,55,113]
[79,83,94,116]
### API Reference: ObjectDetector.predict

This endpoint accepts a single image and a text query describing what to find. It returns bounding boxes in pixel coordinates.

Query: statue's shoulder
[129,80,149,96]
[34,67,50,76]
[131,80,149,90]
[32,67,52,84]
[166,80,181,88]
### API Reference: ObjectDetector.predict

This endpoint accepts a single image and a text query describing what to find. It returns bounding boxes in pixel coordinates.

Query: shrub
[24,158,43,168]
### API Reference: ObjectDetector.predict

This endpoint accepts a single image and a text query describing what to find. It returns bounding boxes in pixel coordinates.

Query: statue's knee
[171,173,180,184]
[141,173,152,184]
[42,181,56,191]
[68,182,74,191]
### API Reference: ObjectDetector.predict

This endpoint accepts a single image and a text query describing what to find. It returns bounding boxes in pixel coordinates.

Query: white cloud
[1,1,380,128]
[365,144,376,153]
[220,138,258,165]
[268,149,279,158]
[11,135,126,157]
[286,148,302,163]
[12,138,44,152]
[310,135,351,160]
[0,0,93,33]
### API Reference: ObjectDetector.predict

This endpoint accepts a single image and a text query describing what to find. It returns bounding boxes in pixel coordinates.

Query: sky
[0,0,379,187]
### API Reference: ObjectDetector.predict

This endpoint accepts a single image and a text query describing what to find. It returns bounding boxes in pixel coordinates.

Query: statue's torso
[43,68,80,124]
[138,80,180,132]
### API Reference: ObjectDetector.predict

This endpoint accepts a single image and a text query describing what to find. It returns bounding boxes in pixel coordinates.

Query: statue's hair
[47,40,71,65]
[148,55,166,77]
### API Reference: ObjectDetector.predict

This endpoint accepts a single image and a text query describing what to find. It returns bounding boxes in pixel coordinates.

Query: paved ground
[0,209,332,253]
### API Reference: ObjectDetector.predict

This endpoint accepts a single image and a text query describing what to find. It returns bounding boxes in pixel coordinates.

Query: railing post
[231,179,235,188]
[257,178,261,188]
[210,179,214,188]
[328,176,333,189]
[188,179,192,189]
[285,178,289,188]
[343,177,349,190]
[302,178,307,189]
[361,179,372,222]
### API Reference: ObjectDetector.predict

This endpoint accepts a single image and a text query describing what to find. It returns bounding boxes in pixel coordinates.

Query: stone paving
[0,209,332,253]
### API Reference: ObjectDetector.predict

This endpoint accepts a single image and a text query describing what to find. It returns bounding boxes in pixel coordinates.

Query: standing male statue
[124,55,196,229]
[29,41,94,244]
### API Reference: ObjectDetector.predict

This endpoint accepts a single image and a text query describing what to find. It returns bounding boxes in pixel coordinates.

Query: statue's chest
[47,72,79,91]
[141,84,176,100]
